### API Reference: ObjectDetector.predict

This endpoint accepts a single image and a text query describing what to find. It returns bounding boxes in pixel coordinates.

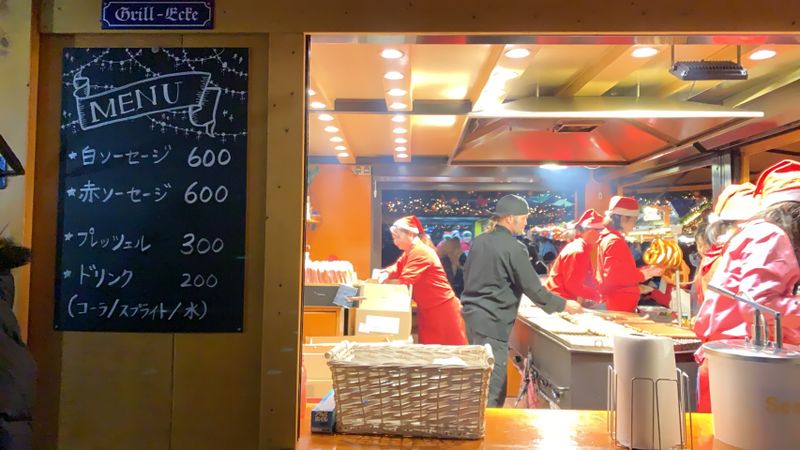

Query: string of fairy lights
[60,48,248,140]
[382,191,575,225]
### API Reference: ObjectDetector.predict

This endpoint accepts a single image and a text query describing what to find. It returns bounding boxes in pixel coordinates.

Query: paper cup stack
[613,334,682,450]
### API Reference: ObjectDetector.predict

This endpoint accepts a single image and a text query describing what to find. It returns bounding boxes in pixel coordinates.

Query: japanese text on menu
[55,48,248,332]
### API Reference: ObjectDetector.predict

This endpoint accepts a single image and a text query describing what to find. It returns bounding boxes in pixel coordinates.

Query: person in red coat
[596,196,663,312]
[545,208,604,303]
[378,216,468,345]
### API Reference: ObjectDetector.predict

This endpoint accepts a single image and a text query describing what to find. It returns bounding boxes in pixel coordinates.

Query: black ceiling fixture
[669,45,748,81]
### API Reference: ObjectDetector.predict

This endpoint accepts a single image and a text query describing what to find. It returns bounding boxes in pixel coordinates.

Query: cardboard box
[303,345,334,381]
[353,308,411,339]
[311,390,336,433]
[358,282,412,312]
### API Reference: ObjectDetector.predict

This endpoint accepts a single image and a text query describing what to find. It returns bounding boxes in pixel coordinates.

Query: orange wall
[307,164,372,279]
[585,172,613,214]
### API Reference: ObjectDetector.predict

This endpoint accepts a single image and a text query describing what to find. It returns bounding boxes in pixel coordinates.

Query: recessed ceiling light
[318,114,334,122]
[392,115,406,123]
[395,146,407,152]
[307,88,316,96]
[491,68,520,80]
[631,47,659,58]
[324,125,339,133]
[396,153,409,159]
[393,127,407,134]
[389,102,408,110]
[334,145,347,151]
[394,137,408,144]
[329,136,344,143]
[384,71,405,80]
[381,49,404,60]
[309,101,326,109]
[387,88,408,96]
[337,152,350,158]
[504,48,531,59]
[540,163,567,171]
[750,49,777,60]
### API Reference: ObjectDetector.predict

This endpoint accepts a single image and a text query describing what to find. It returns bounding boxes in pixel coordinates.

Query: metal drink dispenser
[703,285,800,450]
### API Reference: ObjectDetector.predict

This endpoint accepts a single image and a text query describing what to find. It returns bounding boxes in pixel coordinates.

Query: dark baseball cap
[492,194,530,216]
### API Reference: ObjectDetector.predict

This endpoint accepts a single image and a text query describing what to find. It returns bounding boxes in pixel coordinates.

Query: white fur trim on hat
[608,207,639,217]
[761,189,800,208]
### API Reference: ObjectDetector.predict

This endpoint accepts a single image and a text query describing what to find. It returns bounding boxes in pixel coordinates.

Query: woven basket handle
[324,340,351,361]
[483,343,495,366]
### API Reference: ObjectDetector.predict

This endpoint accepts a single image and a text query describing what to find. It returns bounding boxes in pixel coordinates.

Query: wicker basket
[325,341,494,439]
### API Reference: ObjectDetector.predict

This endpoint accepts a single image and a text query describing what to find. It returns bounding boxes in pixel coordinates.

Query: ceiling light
[318,114,334,122]
[323,125,339,133]
[389,102,408,110]
[394,137,408,144]
[631,47,659,58]
[337,152,350,158]
[329,136,344,143]
[334,145,347,151]
[491,68,520,80]
[396,153,409,159]
[381,49,404,60]
[307,88,316,96]
[392,115,406,123]
[416,115,456,127]
[393,127,407,134]
[750,49,777,60]
[504,48,531,59]
[309,101,326,109]
[384,71,404,80]
[395,146,407,152]
[540,163,567,171]
[387,88,408,96]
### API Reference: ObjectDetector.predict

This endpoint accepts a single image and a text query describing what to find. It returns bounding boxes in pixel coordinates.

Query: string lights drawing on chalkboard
[60,47,248,141]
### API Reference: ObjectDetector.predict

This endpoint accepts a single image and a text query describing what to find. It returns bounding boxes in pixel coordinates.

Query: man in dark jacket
[461,195,582,407]
[0,239,36,449]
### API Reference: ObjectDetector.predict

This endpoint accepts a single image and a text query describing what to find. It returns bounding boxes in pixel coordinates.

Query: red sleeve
[599,236,644,291]
[391,246,430,285]
[568,249,599,301]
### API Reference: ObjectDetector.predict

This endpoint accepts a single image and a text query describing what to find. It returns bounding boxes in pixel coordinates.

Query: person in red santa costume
[693,183,758,312]
[693,160,800,412]
[596,196,663,312]
[378,215,468,345]
[545,208,605,304]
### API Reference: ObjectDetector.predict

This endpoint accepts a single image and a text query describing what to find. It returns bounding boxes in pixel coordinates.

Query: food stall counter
[299,405,717,449]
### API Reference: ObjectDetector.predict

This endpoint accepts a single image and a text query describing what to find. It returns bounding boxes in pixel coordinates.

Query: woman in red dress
[378,216,468,345]
[595,196,662,312]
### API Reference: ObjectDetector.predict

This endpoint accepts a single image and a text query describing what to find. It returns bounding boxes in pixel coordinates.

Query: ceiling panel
[410,45,493,99]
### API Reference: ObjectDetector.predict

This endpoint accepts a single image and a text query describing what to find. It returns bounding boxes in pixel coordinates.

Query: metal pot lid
[703,340,800,364]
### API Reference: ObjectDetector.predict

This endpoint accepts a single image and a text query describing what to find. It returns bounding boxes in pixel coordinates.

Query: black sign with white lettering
[55,48,248,332]
[101,1,214,29]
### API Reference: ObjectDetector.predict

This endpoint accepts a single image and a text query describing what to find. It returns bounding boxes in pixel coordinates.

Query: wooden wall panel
[43,0,800,34]
[29,32,73,450]
[58,334,173,450]
[170,33,268,450]
[261,32,306,449]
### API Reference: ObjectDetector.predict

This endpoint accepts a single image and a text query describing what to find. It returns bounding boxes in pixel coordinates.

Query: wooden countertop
[299,406,720,449]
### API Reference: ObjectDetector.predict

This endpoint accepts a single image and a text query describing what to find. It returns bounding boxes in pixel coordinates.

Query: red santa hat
[754,159,800,207]
[390,215,426,236]
[710,182,757,222]
[574,208,605,229]
[606,195,639,217]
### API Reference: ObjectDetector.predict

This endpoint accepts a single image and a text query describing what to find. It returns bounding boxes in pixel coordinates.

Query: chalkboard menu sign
[55,48,249,332]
